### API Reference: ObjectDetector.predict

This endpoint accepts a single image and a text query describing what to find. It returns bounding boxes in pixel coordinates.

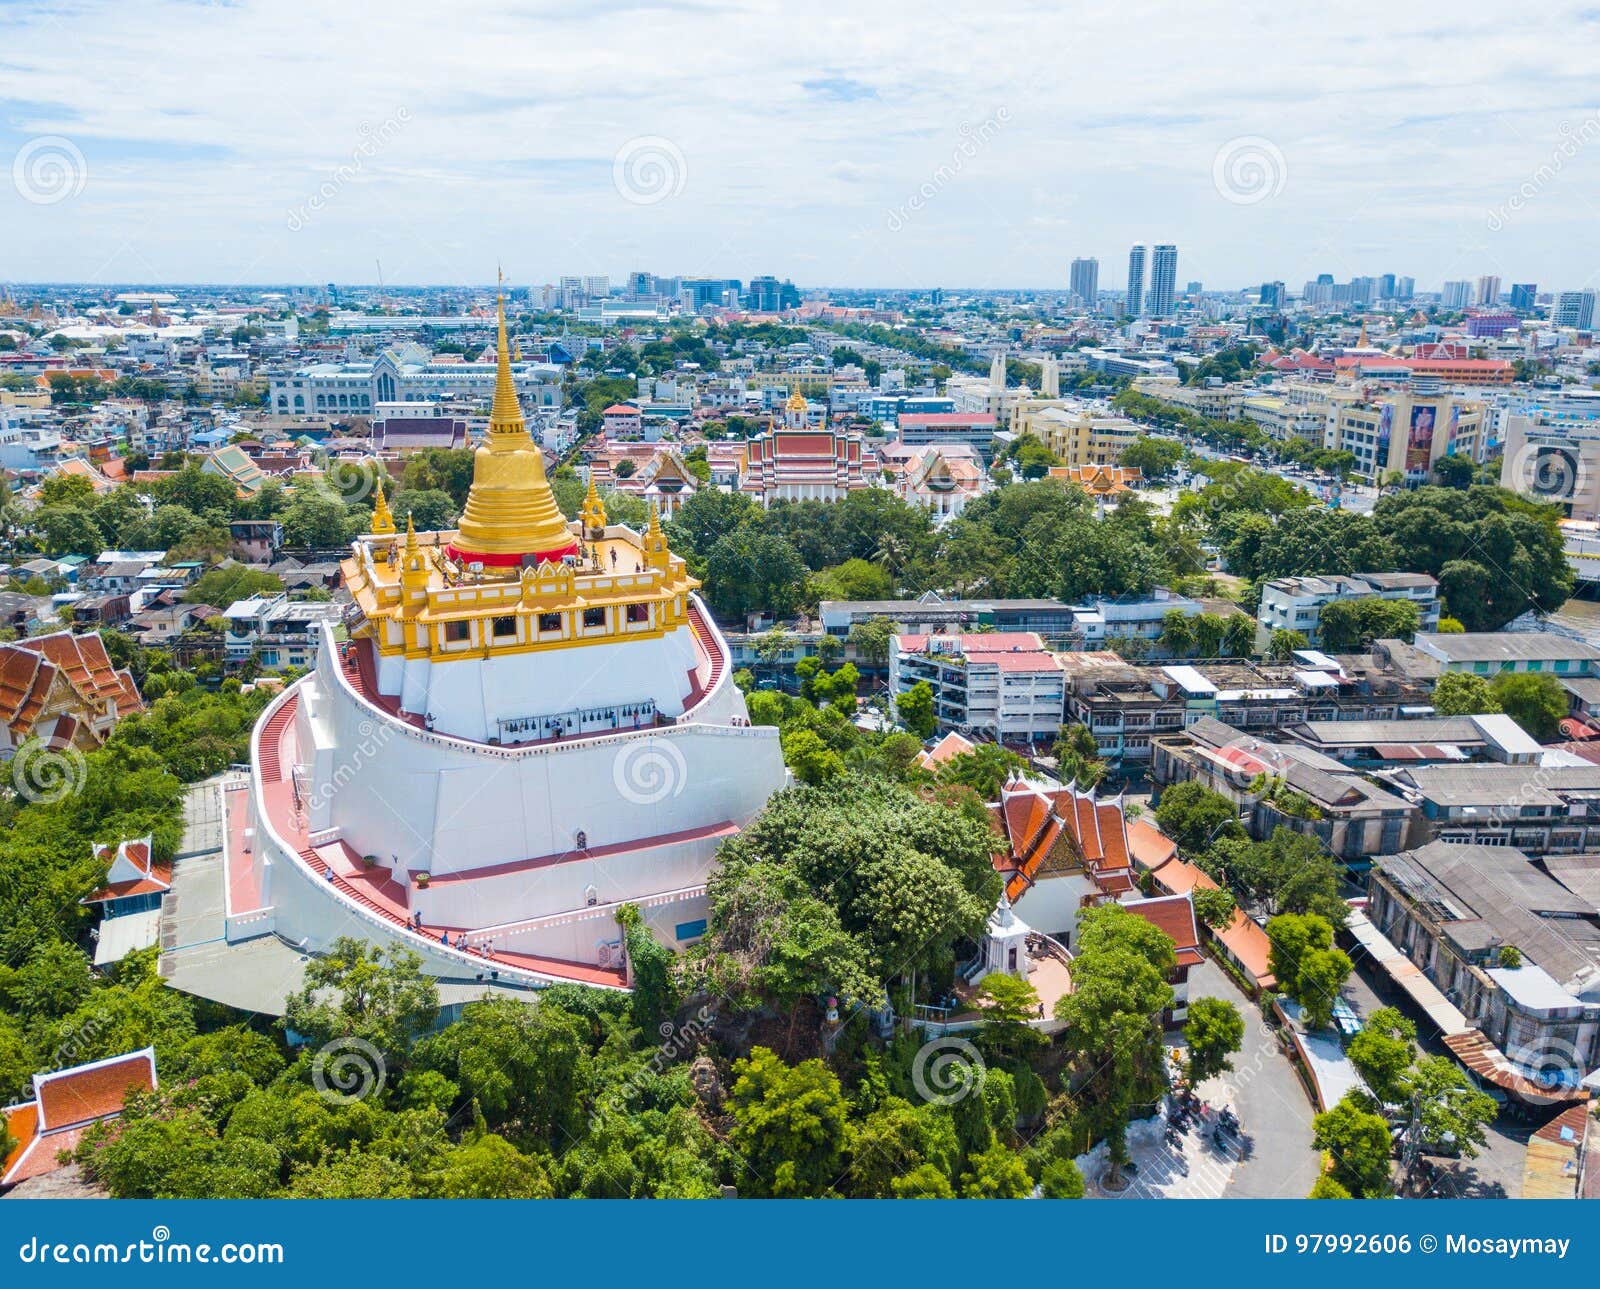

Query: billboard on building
[1406,403,1436,472]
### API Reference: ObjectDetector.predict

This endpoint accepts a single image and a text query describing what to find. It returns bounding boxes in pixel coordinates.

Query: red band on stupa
[446,538,581,568]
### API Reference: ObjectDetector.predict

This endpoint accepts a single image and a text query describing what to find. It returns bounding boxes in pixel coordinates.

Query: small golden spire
[513,337,523,363]
[1357,320,1369,349]
[400,515,430,594]
[642,502,670,570]
[371,484,396,536]
[580,477,608,539]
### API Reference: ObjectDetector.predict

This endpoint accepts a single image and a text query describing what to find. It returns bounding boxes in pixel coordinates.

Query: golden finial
[1357,320,1369,349]
[513,338,523,363]
[785,385,807,415]
[487,284,526,437]
[371,484,396,536]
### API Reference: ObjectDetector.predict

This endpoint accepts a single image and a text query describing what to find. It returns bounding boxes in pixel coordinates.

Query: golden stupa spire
[447,271,579,567]
[1357,320,1369,348]
[487,276,528,440]
[371,483,396,536]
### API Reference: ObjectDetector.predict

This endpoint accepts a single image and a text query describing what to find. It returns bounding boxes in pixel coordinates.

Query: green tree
[1431,671,1500,717]
[1267,628,1308,661]
[1312,1090,1394,1197]
[1192,885,1237,932]
[958,1141,1034,1197]
[281,937,438,1063]
[896,681,936,739]
[727,1048,849,1197]
[1053,904,1174,1183]
[938,743,1027,800]
[1265,912,1351,1030]
[1154,781,1242,852]
[413,996,591,1139]
[1183,996,1245,1083]
[1489,671,1567,741]
[1346,1006,1417,1106]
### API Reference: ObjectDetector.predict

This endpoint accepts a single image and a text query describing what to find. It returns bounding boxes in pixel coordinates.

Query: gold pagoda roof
[448,285,577,566]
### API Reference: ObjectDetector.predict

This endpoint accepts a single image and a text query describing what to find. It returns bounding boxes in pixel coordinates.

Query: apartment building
[1062,654,1435,768]
[1255,572,1439,649]
[890,631,1066,744]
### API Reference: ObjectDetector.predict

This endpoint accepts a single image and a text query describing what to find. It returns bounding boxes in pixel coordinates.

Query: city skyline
[4,1,1600,289]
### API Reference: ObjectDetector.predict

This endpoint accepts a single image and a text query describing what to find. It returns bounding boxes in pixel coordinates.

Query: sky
[3,0,1600,293]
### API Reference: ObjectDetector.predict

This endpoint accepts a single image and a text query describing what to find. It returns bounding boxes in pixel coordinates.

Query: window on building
[626,603,649,624]
[492,616,518,638]
[446,620,470,642]
[583,607,607,629]
[538,612,562,634]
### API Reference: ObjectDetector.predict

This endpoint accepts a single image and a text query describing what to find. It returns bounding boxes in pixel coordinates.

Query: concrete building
[269,351,561,417]
[1148,244,1178,319]
[1255,572,1439,649]
[1150,716,1418,862]
[890,631,1066,744]
[1126,245,1146,317]
[1328,390,1490,481]
[1369,841,1600,1095]
[1412,631,1600,677]
[1069,257,1099,310]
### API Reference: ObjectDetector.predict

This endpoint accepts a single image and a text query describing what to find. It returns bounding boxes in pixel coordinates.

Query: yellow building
[1013,400,1142,468]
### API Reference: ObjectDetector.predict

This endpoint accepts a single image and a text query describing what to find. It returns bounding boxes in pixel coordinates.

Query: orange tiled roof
[0,645,53,731]
[1124,893,1205,967]
[995,778,1134,904]
[2,1049,156,1187]
[20,632,142,716]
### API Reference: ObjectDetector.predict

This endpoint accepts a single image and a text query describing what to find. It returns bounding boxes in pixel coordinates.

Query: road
[1184,959,1323,1198]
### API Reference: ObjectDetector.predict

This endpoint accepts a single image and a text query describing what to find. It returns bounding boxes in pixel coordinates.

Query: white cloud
[1,0,1598,289]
